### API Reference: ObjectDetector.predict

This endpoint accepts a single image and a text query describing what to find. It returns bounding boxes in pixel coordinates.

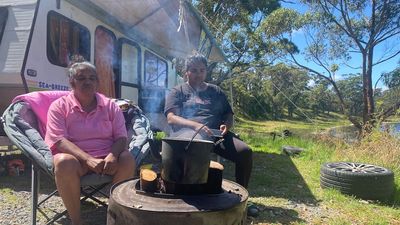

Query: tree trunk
[362,49,375,131]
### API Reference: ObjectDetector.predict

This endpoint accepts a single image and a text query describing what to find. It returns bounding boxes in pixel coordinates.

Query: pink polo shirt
[45,92,127,157]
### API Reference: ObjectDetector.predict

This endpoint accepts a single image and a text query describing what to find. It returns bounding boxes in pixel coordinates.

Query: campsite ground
[0,114,399,224]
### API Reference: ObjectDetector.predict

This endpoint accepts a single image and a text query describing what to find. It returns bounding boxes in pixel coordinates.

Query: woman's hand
[102,153,118,175]
[220,124,229,136]
[194,123,214,137]
[86,157,105,174]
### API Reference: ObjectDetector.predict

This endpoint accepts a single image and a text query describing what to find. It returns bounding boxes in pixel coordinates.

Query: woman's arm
[166,109,213,136]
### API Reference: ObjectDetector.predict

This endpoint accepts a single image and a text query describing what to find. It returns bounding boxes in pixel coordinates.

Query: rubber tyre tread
[320,162,394,201]
[320,179,393,200]
[320,173,394,187]
[320,176,393,193]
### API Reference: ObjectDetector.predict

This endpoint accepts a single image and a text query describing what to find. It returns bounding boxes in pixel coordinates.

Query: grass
[221,116,400,225]
[1,113,399,224]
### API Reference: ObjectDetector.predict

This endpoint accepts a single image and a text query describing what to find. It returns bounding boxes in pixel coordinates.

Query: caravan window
[0,7,8,45]
[144,51,167,88]
[120,40,140,86]
[47,11,90,67]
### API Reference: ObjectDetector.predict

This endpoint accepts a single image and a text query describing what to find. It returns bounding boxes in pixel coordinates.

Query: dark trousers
[213,131,252,188]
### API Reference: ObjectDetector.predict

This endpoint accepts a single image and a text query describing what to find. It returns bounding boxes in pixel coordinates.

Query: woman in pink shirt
[45,60,135,225]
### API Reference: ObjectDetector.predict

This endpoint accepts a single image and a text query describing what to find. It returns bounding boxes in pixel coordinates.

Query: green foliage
[307,80,337,115]
[154,131,166,141]
[258,0,400,128]
[382,65,400,89]
[192,0,281,85]
[230,117,400,224]
[336,74,363,116]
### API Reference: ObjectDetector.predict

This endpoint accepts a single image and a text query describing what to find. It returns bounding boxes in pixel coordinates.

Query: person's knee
[237,147,253,164]
[241,146,253,157]
[53,153,81,176]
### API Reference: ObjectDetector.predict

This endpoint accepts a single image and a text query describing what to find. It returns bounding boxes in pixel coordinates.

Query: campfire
[107,136,248,225]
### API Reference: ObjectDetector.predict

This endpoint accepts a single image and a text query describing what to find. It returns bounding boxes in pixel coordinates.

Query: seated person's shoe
[247,203,260,217]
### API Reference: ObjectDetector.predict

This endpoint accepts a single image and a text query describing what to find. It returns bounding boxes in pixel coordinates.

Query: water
[381,122,400,137]
[328,122,400,142]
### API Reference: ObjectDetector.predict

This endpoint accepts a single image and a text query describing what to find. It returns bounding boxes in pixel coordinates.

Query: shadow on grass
[222,151,318,225]
[250,152,317,202]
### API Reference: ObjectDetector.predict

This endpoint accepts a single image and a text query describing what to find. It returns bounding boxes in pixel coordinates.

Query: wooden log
[205,161,224,194]
[140,169,158,192]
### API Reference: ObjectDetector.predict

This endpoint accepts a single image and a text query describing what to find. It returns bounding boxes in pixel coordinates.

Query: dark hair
[67,55,96,79]
[185,53,207,72]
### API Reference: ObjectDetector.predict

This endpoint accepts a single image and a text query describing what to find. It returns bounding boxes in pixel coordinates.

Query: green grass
[223,116,400,225]
[1,113,399,224]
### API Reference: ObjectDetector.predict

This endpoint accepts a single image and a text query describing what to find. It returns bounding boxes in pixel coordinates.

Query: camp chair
[114,99,161,170]
[1,91,112,225]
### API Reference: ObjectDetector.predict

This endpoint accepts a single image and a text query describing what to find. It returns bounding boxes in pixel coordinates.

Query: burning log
[140,169,158,192]
[206,161,224,194]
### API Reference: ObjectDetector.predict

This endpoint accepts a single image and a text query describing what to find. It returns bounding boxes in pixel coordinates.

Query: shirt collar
[69,91,105,111]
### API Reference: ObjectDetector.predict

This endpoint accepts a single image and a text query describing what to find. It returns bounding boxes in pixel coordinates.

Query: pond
[381,122,400,137]
[327,122,400,143]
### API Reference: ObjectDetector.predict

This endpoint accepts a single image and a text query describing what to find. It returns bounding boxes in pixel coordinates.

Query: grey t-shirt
[164,83,233,130]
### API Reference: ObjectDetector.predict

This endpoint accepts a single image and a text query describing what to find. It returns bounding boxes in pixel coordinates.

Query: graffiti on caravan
[38,81,70,91]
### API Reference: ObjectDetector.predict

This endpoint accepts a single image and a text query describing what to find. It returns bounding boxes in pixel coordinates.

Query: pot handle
[214,138,224,146]
[185,123,207,151]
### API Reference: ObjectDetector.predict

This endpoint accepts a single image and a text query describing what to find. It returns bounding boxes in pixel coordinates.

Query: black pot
[161,137,214,184]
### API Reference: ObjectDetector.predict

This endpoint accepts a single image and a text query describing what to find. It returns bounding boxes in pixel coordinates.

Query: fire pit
[107,178,248,225]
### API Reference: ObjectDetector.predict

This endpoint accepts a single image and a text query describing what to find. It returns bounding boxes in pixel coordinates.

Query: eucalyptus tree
[229,70,272,119]
[336,74,364,117]
[259,0,400,131]
[377,65,400,118]
[307,79,337,115]
[263,63,310,119]
[191,0,280,84]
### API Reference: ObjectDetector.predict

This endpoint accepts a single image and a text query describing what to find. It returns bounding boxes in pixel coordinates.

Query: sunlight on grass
[231,116,400,225]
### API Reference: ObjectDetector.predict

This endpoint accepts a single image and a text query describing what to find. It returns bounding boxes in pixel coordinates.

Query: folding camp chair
[114,99,161,171]
[1,92,113,225]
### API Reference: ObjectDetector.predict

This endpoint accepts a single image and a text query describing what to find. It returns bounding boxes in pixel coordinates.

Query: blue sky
[281,2,400,89]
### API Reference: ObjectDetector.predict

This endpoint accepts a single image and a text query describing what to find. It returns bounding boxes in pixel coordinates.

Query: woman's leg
[53,153,88,225]
[214,132,253,188]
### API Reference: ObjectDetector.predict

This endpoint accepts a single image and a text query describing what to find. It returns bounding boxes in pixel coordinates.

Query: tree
[259,0,400,131]
[263,64,310,119]
[376,64,400,118]
[336,74,364,117]
[191,0,281,84]
[307,80,337,115]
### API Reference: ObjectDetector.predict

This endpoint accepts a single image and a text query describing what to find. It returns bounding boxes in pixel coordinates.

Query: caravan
[0,0,225,132]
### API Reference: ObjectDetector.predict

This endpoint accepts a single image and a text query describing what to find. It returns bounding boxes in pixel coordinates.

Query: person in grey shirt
[164,53,252,188]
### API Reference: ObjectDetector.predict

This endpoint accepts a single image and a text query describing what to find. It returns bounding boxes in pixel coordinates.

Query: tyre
[320,162,394,201]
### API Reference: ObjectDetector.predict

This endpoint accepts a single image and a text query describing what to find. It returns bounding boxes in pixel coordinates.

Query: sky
[281,2,400,89]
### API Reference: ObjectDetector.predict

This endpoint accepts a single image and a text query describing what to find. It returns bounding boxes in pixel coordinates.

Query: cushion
[12,91,69,137]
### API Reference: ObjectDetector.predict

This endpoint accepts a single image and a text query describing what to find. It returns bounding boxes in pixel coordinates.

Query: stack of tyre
[320,162,394,201]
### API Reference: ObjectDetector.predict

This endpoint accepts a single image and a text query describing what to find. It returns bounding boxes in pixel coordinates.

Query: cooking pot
[161,137,215,184]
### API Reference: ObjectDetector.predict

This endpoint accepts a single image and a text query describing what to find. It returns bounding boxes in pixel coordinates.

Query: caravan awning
[67,0,226,62]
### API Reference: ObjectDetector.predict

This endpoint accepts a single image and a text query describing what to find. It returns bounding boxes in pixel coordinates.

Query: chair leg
[80,184,109,207]
[31,164,39,225]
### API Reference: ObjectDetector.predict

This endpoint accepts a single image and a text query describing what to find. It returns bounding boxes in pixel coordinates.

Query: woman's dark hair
[185,53,207,72]
[67,55,96,79]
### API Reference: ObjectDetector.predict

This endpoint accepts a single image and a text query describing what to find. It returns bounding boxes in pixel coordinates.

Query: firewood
[140,169,158,192]
[206,161,224,194]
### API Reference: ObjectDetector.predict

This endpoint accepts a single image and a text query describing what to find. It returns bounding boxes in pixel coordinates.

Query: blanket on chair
[12,91,69,137]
